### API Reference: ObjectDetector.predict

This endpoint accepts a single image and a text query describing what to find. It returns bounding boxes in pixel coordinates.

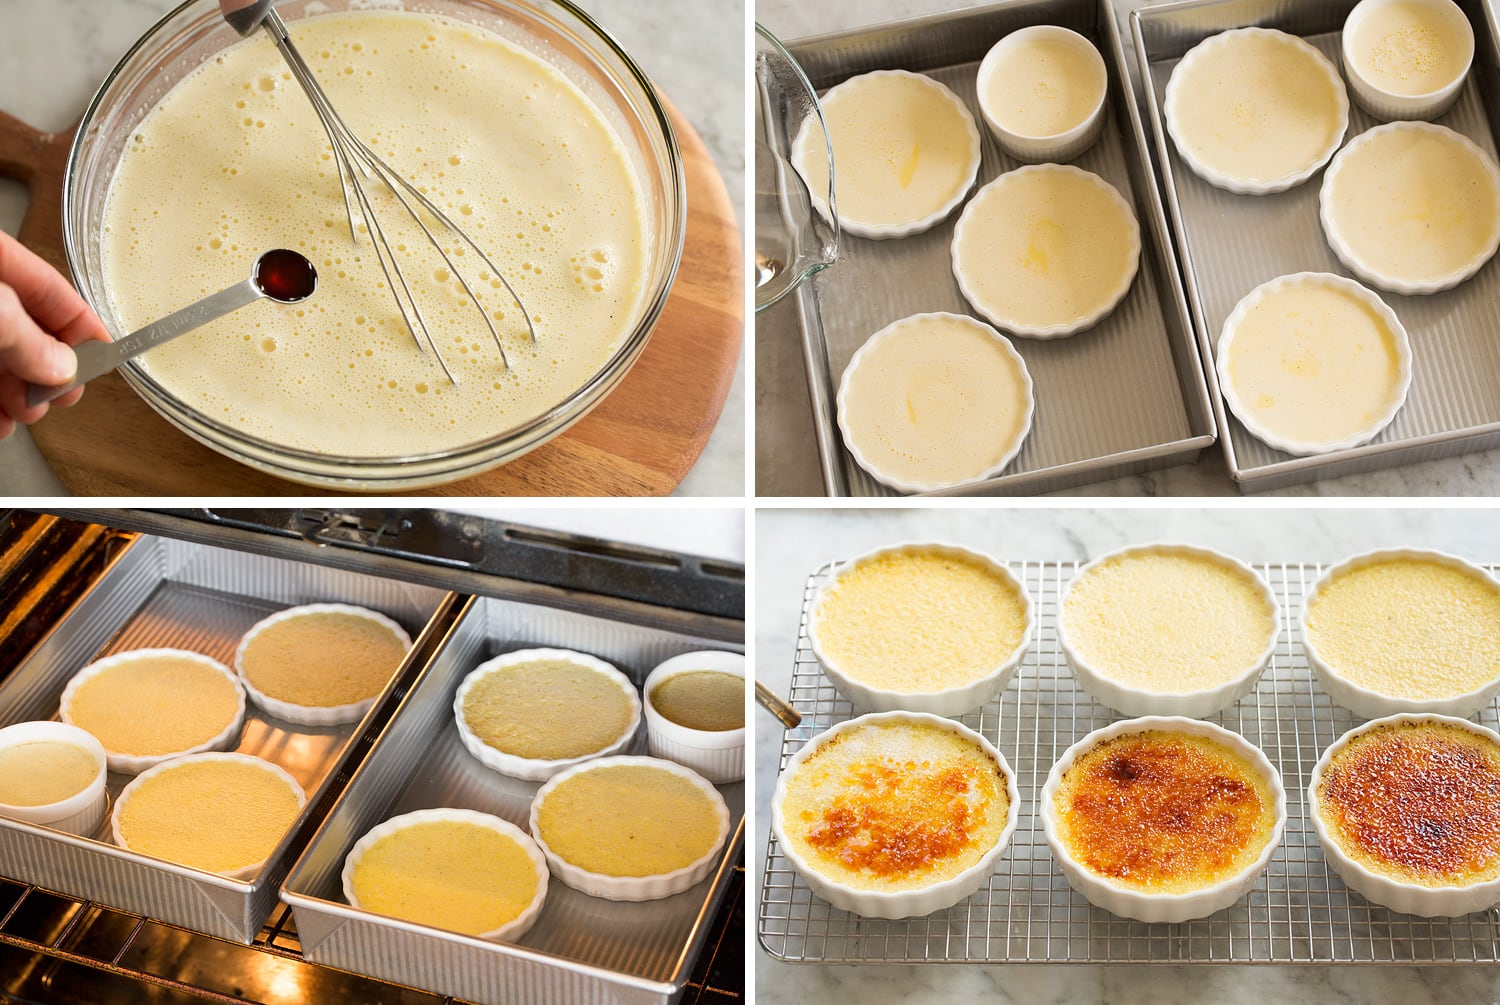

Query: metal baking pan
[281,592,746,1004]
[777,0,1217,497]
[1125,0,1500,492]
[0,531,452,944]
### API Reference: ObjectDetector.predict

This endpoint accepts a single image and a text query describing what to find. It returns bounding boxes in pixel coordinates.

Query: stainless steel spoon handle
[26,279,263,408]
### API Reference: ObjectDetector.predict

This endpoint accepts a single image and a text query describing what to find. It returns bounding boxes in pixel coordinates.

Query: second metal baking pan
[282,591,745,1004]
[779,0,1217,497]
[1126,0,1500,492]
[0,531,452,944]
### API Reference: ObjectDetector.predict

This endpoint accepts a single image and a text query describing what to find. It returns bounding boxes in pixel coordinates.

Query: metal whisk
[217,0,535,383]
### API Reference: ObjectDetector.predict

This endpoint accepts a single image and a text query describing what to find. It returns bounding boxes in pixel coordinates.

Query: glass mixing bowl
[63,0,684,490]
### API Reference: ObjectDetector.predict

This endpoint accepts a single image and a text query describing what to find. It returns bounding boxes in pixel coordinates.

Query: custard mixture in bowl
[65,0,683,489]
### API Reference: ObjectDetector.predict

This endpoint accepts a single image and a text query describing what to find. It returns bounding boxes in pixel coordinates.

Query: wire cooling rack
[758,560,1500,964]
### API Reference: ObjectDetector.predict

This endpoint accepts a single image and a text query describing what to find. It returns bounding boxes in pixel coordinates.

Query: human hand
[0,231,110,439]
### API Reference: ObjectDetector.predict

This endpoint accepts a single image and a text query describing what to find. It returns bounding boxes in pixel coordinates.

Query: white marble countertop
[754,0,1500,498]
[755,506,1500,1000]
[0,0,743,498]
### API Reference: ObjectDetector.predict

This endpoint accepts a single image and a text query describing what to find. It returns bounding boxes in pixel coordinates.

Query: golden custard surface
[953,167,1136,331]
[68,655,239,756]
[1052,731,1277,894]
[651,671,744,732]
[1306,558,1500,700]
[241,610,407,708]
[1349,1,1470,97]
[536,765,721,877]
[1169,30,1343,184]
[840,314,1030,488]
[117,759,300,873]
[796,71,976,228]
[0,742,97,806]
[778,720,1008,891]
[1063,550,1274,692]
[350,819,539,935]
[983,37,1103,137]
[462,658,633,760]
[1318,721,1500,886]
[1223,280,1403,445]
[814,550,1027,694]
[1326,126,1498,285]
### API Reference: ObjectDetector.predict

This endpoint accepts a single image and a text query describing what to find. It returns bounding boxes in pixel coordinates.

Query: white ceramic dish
[1216,272,1412,456]
[1040,716,1287,923]
[528,755,730,902]
[233,603,412,727]
[341,807,549,942]
[807,542,1034,716]
[793,69,982,239]
[59,648,247,775]
[642,650,745,783]
[0,721,108,837]
[1319,121,1500,295]
[1341,0,1474,121]
[111,751,306,879]
[1057,543,1280,718]
[770,710,1019,919]
[1309,713,1500,917]
[834,312,1035,494]
[1164,27,1349,195]
[951,164,1140,339]
[975,25,1107,163]
[1301,548,1500,719]
[454,648,641,782]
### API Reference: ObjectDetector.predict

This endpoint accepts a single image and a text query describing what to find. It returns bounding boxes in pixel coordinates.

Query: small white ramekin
[233,603,412,727]
[454,648,642,783]
[0,721,108,836]
[1309,713,1500,916]
[951,164,1141,339]
[59,648,246,775]
[1301,548,1500,719]
[1319,121,1500,295]
[642,651,745,784]
[834,311,1036,494]
[1041,716,1286,923]
[1058,543,1280,718]
[770,710,1019,919]
[792,69,981,240]
[1216,272,1412,456]
[808,542,1034,716]
[1164,27,1349,195]
[112,751,305,879]
[975,25,1108,163]
[529,755,730,902]
[342,807,549,942]
[1342,0,1474,121]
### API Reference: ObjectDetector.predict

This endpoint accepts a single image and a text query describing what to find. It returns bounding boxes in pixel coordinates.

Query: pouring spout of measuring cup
[24,248,316,408]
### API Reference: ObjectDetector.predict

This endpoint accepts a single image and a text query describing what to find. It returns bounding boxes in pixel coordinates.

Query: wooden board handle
[0,111,77,273]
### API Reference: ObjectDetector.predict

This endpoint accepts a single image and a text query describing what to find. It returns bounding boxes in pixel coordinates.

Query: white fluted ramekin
[1301,548,1500,719]
[1341,0,1474,121]
[1165,27,1348,195]
[771,710,1019,919]
[1309,713,1500,917]
[233,603,412,726]
[1041,716,1286,923]
[1058,543,1280,718]
[808,542,1034,716]
[342,807,549,942]
[60,648,246,775]
[454,648,641,782]
[643,650,745,783]
[529,755,730,901]
[1319,122,1500,295]
[1216,272,1412,456]
[0,721,108,836]
[975,25,1107,163]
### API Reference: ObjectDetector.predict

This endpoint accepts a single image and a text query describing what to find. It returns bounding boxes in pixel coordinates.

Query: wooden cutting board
[0,100,742,497]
